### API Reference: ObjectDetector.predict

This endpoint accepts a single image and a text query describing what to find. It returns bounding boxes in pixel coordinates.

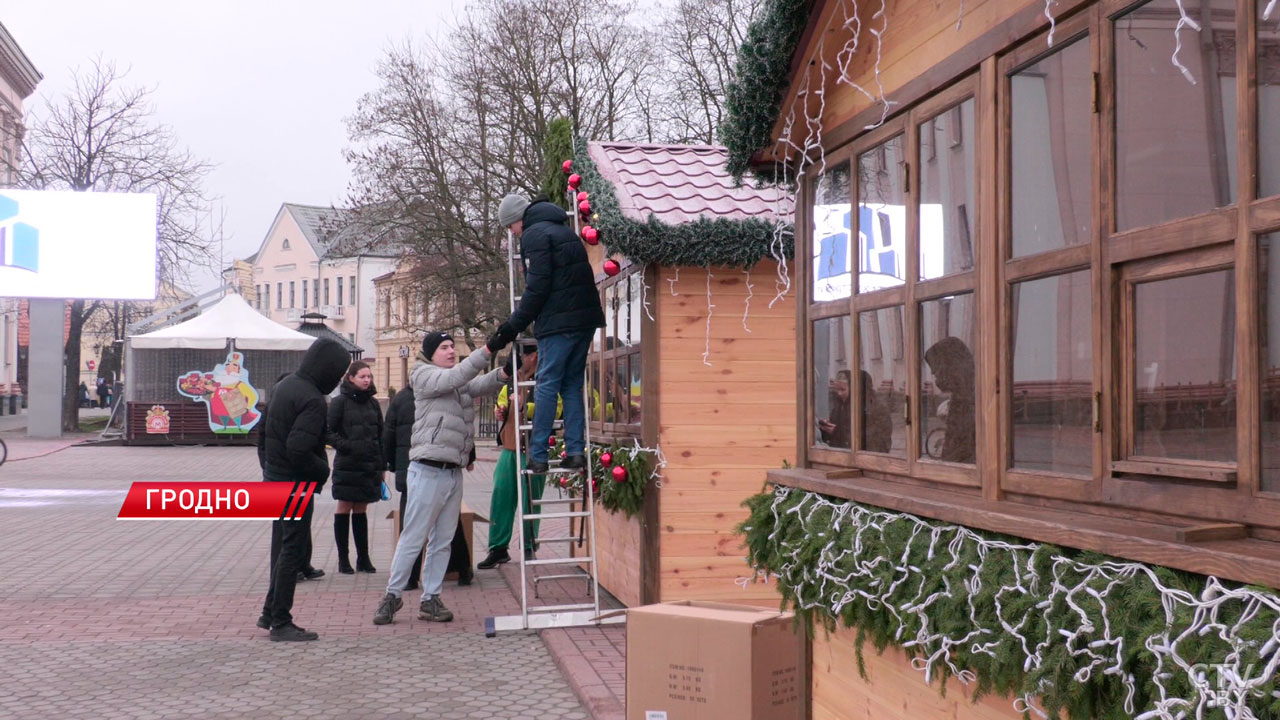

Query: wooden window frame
[590,262,644,441]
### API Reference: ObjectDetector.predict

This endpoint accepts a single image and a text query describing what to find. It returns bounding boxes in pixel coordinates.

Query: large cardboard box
[626,600,806,720]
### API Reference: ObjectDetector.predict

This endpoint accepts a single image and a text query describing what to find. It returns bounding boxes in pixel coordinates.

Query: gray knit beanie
[497,193,530,228]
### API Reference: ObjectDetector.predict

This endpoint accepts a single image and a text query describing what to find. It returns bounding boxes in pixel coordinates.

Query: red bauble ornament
[578,199,591,215]
[611,465,627,482]
[562,159,573,174]
[548,436,557,447]
[576,191,588,203]
[600,452,613,467]
[568,173,582,189]
[560,450,567,459]
[581,226,599,245]
[603,259,621,277]
[559,477,570,488]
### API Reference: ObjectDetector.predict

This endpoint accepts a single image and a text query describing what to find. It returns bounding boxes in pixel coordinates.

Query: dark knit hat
[421,331,453,361]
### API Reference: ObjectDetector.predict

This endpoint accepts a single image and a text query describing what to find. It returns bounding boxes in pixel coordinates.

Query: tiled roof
[296,318,363,355]
[587,142,788,225]
[282,203,343,257]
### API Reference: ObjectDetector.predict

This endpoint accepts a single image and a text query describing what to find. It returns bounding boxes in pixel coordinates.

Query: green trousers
[488,449,544,551]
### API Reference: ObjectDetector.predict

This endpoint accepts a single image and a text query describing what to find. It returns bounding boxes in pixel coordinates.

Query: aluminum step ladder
[485,214,623,637]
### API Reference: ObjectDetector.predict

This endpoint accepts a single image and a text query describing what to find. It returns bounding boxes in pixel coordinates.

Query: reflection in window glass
[1260,235,1280,489]
[858,307,907,457]
[1115,0,1237,231]
[1134,269,1236,462]
[1261,5,1280,198]
[920,294,976,463]
[857,136,907,292]
[1011,272,1093,474]
[813,162,853,302]
[604,284,617,343]
[604,356,616,424]
[814,316,853,449]
[1011,37,1092,257]
[630,355,643,427]
[919,99,976,281]
[630,272,645,345]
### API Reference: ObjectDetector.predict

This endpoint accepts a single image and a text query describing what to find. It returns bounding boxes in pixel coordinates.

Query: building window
[337,277,344,307]
[263,285,269,311]
[349,275,356,306]
[918,99,976,280]
[589,265,644,436]
[323,279,330,306]
[1114,0,1237,232]
[282,238,290,250]
[812,162,852,303]
[857,135,906,291]
[814,316,853,451]
[919,294,975,464]
[1263,1,1280,199]
[289,281,296,309]
[858,305,906,457]
[302,280,308,309]
[276,283,282,309]
[313,281,319,308]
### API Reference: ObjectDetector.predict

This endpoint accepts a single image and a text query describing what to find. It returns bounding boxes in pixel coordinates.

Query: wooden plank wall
[782,0,1047,150]
[656,262,797,604]
[590,501,644,608]
[813,625,1023,720]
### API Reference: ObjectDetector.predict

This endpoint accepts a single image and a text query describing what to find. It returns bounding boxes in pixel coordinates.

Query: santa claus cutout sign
[176,351,261,434]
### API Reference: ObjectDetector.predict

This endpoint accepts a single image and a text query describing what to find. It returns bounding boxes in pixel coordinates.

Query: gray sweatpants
[386,461,463,598]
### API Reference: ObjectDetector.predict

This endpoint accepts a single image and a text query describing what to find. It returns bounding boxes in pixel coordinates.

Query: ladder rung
[535,511,592,521]
[531,497,580,506]
[534,573,590,583]
[516,380,537,388]
[527,602,596,613]
[526,556,591,567]
[532,535,579,543]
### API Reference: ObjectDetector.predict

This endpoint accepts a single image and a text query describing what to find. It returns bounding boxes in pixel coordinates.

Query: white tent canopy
[130,293,316,351]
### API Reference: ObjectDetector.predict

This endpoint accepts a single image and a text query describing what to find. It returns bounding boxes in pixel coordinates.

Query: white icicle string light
[1170,0,1202,85]
[640,271,655,322]
[744,487,1280,720]
[1266,0,1277,21]
[743,268,755,333]
[669,266,680,296]
[1044,0,1057,47]
[703,267,716,367]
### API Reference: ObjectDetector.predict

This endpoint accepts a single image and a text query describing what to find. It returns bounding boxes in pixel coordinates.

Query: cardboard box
[626,600,806,720]
[388,501,488,577]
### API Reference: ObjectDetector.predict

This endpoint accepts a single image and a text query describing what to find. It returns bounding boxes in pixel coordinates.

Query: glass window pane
[630,352,643,427]
[1134,269,1236,462]
[1261,5,1280,198]
[920,294,976,463]
[919,98,976,281]
[615,355,630,425]
[857,135,907,291]
[604,356,616,424]
[1011,37,1093,257]
[1260,235,1280,489]
[604,283,617,343]
[858,306,907,457]
[813,162,853,302]
[814,316,853,450]
[630,272,644,345]
[1115,0,1237,231]
[1011,271,1093,474]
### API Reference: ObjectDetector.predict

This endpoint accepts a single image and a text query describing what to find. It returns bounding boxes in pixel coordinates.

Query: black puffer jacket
[382,386,414,493]
[261,339,350,486]
[505,200,606,338]
[327,377,386,502]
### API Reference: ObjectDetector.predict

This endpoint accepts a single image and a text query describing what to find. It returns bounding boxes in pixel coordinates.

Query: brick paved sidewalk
[0,444,590,719]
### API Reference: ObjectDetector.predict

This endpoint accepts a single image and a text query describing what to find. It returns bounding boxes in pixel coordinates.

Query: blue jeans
[530,329,593,464]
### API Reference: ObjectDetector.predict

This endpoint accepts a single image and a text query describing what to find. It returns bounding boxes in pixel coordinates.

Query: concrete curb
[542,629,625,720]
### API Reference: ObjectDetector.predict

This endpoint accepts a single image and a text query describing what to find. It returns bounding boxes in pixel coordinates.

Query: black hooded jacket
[382,386,415,493]
[327,377,385,502]
[260,338,351,486]
[505,200,606,338]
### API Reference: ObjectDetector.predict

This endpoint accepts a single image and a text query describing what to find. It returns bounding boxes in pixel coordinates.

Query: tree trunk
[62,299,88,432]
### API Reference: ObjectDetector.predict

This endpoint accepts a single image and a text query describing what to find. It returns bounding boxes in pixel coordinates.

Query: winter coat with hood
[409,347,506,467]
[382,386,415,493]
[260,338,351,487]
[503,199,606,339]
[327,377,386,503]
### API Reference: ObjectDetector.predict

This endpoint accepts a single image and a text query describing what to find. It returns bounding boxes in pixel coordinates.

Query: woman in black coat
[327,361,385,574]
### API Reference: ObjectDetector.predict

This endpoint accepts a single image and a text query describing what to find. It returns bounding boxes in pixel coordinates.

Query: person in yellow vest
[479,343,562,568]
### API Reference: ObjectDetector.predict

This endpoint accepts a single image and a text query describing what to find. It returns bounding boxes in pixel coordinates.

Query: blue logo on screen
[0,194,38,273]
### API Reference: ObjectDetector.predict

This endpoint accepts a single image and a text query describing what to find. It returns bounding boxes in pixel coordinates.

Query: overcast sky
[3,1,465,293]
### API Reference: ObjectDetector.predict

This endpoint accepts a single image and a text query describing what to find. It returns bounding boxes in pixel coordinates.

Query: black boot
[352,512,376,573]
[477,547,510,570]
[334,514,354,574]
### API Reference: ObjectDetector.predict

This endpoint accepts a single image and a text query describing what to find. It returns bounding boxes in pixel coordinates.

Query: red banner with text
[117,482,317,520]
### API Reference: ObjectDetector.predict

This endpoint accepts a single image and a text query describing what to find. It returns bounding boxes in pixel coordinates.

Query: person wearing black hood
[327,361,385,575]
[487,193,606,475]
[256,337,350,642]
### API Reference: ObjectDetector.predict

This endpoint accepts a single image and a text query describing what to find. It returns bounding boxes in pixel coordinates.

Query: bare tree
[3,58,214,431]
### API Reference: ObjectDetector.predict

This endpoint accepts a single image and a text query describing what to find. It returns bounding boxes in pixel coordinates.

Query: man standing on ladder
[489,193,605,474]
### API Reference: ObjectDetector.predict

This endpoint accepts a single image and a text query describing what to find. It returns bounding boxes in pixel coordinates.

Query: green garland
[548,439,655,518]
[721,0,813,183]
[739,486,1280,720]
[570,136,794,269]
